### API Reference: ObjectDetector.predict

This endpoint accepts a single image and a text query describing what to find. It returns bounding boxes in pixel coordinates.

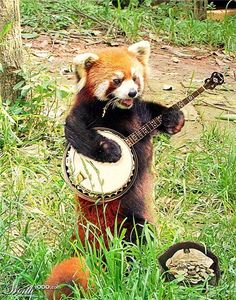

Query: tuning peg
[204,72,224,89]
[212,72,224,85]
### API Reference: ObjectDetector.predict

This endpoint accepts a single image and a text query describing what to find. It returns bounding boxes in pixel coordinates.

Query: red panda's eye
[133,75,137,82]
[113,78,122,85]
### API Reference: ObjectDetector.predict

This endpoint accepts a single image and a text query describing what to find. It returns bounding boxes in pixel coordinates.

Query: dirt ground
[23,33,236,144]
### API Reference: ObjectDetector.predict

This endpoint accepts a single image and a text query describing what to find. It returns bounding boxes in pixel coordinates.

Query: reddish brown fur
[45,257,90,300]
[73,198,124,247]
[89,47,138,78]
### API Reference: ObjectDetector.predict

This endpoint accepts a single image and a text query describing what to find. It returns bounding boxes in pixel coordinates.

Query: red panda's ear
[73,53,99,91]
[128,41,150,66]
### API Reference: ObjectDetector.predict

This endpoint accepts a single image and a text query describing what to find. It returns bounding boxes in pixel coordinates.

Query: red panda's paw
[94,137,121,163]
[45,257,90,300]
[161,109,185,135]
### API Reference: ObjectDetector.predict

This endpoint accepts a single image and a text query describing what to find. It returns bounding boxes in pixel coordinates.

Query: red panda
[45,41,185,299]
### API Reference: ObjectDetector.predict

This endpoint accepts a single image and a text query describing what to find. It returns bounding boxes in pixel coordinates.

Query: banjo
[63,72,224,203]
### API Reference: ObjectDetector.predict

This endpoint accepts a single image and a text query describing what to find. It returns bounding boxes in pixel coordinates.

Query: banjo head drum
[62,128,138,203]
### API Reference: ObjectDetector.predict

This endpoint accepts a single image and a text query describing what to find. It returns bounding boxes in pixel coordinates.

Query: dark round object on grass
[158,241,220,286]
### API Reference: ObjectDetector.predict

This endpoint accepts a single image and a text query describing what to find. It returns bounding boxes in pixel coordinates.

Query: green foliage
[154,126,236,208]
[20,0,236,51]
[0,68,72,299]
[0,22,13,43]
[2,66,71,144]
[21,0,76,31]
[156,7,236,52]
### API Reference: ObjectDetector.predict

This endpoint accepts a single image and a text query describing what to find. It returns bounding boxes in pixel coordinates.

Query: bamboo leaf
[0,22,13,42]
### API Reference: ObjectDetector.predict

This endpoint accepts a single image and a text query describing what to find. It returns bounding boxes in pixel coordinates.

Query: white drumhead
[65,130,135,195]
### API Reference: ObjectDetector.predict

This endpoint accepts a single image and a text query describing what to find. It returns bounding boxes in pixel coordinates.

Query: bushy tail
[45,256,90,300]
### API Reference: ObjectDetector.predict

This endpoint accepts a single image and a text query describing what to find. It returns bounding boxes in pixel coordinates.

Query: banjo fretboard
[124,71,224,148]
[124,86,205,147]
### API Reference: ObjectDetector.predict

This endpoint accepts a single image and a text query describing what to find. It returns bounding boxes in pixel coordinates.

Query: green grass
[1,68,236,299]
[20,0,236,52]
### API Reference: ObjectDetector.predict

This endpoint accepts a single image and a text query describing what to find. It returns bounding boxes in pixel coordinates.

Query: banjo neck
[124,86,205,147]
[124,71,224,148]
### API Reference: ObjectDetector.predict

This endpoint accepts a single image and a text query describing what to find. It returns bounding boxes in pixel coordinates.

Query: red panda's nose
[128,89,137,98]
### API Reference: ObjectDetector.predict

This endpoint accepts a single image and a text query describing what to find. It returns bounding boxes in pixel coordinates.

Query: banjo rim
[62,127,138,204]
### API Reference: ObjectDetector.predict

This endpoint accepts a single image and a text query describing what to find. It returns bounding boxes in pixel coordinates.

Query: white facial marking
[131,67,144,94]
[113,71,124,79]
[113,79,138,100]
[131,67,137,76]
[94,80,110,100]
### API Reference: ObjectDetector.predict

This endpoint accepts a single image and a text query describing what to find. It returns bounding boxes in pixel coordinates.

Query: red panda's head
[74,41,150,109]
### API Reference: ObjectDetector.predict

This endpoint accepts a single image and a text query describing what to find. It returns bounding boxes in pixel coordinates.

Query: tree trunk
[193,0,207,20]
[0,0,23,103]
[186,0,208,20]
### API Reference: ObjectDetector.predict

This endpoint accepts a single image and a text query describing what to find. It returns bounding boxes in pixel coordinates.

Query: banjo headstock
[204,72,224,90]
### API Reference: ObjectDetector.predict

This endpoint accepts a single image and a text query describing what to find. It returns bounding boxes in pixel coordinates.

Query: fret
[148,121,154,129]
[138,129,144,137]
[140,127,148,135]
[125,139,132,147]
[172,102,182,110]
[150,119,157,127]
[171,86,205,110]
[127,135,135,145]
[152,116,162,127]
[139,132,145,139]
[131,135,137,143]
[125,134,139,146]
[145,123,153,131]
[130,136,136,143]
